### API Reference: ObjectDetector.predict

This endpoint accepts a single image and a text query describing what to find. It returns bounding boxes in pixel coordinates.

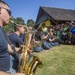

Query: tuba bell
[39,20,51,33]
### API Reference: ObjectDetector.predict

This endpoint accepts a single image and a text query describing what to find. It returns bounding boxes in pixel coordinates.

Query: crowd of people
[25,21,75,52]
[52,21,75,45]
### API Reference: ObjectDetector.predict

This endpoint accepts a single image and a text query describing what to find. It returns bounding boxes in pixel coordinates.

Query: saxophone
[9,20,43,75]
[19,25,43,75]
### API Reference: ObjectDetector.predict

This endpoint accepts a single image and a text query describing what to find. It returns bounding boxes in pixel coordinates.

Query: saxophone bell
[27,56,43,75]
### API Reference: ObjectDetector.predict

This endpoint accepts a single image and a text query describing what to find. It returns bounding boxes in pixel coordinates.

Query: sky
[4,0,75,23]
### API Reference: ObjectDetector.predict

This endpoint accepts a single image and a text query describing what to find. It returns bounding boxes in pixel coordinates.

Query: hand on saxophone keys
[13,73,25,75]
[27,48,32,55]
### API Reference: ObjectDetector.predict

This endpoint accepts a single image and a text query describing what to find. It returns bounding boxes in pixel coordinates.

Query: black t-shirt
[8,33,23,47]
[35,34,41,41]
[0,26,10,71]
[19,33,25,41]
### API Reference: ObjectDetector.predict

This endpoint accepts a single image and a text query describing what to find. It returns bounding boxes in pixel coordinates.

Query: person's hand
[27,49,32,55]
[0,71,25,75]
[13,73,25,75]
[53,38,56,41]
[47,32,50,35]
[18,45,23,54]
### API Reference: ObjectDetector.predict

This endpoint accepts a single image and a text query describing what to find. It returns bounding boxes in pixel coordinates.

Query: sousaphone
[39,20,51,33]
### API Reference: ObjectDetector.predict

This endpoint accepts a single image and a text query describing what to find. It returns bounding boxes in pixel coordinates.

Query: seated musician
[8,24,32,72]
[48,29,59,46]
[32,30,43,52]
[8,24,25,47]
[40,28,52,50]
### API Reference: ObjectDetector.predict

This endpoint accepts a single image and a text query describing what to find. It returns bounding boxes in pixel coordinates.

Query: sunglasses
[1,7,11,16]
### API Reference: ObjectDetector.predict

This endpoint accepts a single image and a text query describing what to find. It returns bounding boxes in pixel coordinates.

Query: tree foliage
[11,17,25,24]
[27,19,35,27]
[4,17,26,32]
[4,17,35,32]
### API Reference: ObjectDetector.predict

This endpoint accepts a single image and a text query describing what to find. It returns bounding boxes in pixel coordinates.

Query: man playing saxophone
[0,0,25,75]
[8,23,32,72]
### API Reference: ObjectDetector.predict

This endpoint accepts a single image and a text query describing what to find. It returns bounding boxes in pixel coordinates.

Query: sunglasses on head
[1,7,11,16]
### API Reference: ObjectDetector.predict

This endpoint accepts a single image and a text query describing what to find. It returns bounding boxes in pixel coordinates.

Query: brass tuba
[39,20,51,33]
[9,20,43,75]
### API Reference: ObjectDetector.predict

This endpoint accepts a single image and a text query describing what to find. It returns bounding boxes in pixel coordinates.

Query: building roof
[41,6,75,21]
[34,6,75,28]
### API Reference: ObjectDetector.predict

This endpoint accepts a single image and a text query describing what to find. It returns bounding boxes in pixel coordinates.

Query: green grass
[33,45,75,75]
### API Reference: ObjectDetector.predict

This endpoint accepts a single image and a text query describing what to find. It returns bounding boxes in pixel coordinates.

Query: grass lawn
[33,45,75,75]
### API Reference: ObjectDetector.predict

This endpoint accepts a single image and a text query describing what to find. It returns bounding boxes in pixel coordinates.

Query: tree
[27,19,35,27]
[4,22,14,32]
[15,17,25,25]
[4,17,26,32]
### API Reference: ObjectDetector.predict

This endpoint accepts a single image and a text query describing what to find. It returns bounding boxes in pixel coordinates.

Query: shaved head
[0,0,11,26]
[0,0,9,7]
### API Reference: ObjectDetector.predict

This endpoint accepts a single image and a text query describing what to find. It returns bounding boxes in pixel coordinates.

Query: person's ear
[17,27,20,31]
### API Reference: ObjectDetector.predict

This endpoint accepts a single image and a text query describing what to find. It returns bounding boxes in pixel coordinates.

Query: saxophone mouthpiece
[10,20,15,24]
[10,20,14,24]
[9,19,16,25]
